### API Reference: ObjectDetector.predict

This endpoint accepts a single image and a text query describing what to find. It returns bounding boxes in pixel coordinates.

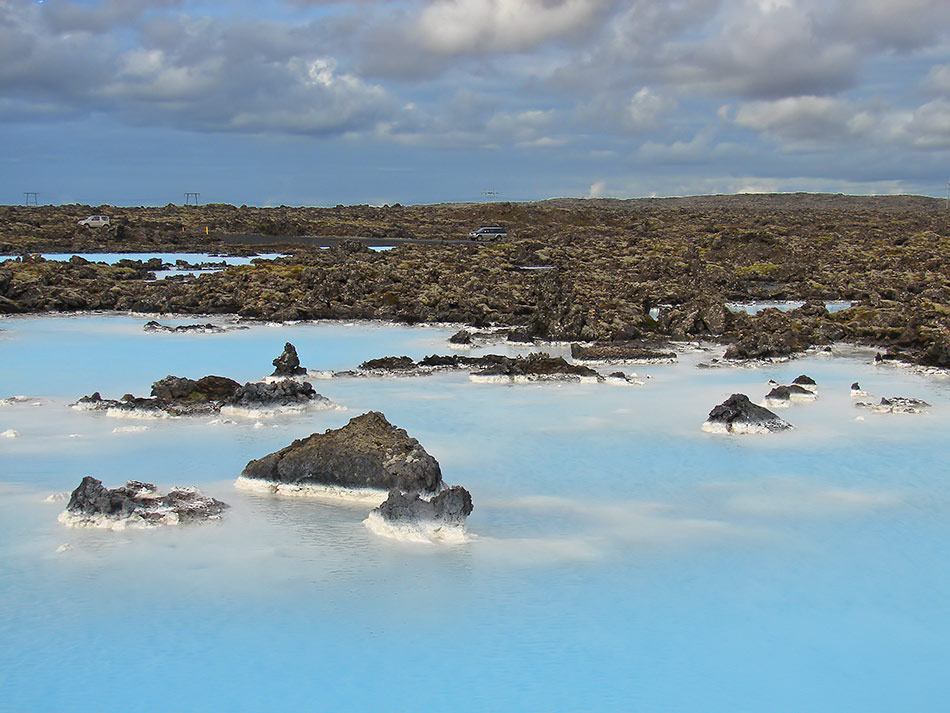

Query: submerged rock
[855,396,931,414]
[272,342,307,377]
[240,411,443,493]
[60,476,228,529]
[762,384,817,407]
[365,486,474,543]
[703,393,793,434]
[144,320,237,334]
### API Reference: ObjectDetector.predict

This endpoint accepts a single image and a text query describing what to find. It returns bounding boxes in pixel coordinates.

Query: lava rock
[272,342,307,376]
[151,375,241,402]
[373,485,474,526]
[144,320,229,334]
[855,396,931,414]
[61,476,228,528]
[241,411,442,492]
[448,330,472,345]
[472,352,599,379]
[762,384,817,407]
[570,342,676,363]
[703,393,793,433]
[229,379,320,407]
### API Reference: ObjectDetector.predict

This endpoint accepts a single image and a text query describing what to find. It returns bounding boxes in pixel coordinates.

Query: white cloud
[624,87,676,130]
[922,63,950,94]
[416,0,608,54]
[587,180,607,197]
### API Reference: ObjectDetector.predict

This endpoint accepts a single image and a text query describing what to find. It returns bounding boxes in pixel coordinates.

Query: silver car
[468,225,508,241]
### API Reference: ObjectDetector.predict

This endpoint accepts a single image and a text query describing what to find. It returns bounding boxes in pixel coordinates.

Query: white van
[78,215,110,227]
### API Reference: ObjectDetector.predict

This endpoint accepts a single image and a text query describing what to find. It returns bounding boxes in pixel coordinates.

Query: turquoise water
[0,253,285,280]
[1,315,948,712]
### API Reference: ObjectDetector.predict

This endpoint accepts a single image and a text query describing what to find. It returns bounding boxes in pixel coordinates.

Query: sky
[3,0,950,206]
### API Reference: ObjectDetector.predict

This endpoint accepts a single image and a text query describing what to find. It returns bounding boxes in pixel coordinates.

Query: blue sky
[4,0,950,205]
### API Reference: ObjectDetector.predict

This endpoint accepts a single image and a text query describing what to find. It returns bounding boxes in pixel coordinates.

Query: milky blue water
[0,253,285,280]
[1,314,948,713]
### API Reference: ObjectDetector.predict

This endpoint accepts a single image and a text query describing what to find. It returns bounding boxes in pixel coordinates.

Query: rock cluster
[74,342,331,416]
[60,476,228,529]
[75,375,325,417]
[239,411,474,539]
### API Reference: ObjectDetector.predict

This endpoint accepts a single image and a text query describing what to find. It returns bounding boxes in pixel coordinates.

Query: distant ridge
[536,192,944,213]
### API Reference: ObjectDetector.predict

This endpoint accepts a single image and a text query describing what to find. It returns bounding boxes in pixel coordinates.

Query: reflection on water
[1,314,949,712]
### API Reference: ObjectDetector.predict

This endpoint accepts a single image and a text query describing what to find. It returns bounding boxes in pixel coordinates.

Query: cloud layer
[4,0,950,202]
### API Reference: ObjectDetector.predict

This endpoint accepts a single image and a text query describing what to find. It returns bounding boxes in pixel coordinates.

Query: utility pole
[483,190,498,202]
[946,179,949,210]
[23,192,38,206]
[184,192,200,206]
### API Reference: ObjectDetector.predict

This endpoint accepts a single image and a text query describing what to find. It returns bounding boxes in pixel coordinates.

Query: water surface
[1,315,947,712]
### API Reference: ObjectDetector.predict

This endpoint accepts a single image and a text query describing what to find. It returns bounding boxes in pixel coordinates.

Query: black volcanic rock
[62,476,228,528]
[151,375,241,401]
[703,393,792,433]
[792,374,817,387]
[763,384,816,405]
[473,352,598,379]
[75,373,326,416]
[144,320,230,334]
[360,355,416,371]
[570,342,676,363]
[241,411,442,493]
[229,380,318,407]
[272,342,307,376]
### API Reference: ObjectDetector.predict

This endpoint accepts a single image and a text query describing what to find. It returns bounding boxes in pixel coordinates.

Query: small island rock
[703,393,793,434]
[272,342,307,377]
[60,476,228,529]
[240,411,442,493]
[365,485,474,542]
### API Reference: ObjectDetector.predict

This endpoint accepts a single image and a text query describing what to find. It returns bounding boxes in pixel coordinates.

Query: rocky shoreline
[3,195,950,369]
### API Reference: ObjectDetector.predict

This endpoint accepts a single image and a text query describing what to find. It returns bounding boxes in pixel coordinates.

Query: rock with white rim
[703,393,793,434]
[60,476,228,529]
[855,397,930,414]
[762,384,817,408]
[240,411,443,494]
[271,342,307,377]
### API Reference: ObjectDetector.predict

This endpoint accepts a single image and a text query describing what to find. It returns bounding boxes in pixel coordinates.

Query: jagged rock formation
[240,411,442,493]
[74,374,327,417]
[272,342,307,376]
[703,393,793,434]
[60,476,228,529]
